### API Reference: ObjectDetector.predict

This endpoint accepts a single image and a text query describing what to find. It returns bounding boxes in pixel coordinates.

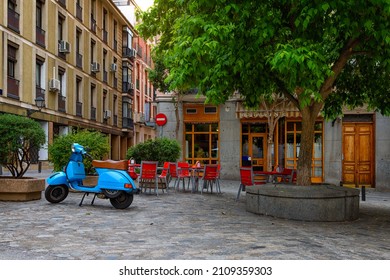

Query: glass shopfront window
[185,123,219,165]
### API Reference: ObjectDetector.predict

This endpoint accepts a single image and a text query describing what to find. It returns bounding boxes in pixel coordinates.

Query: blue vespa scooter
[45,143,139,209]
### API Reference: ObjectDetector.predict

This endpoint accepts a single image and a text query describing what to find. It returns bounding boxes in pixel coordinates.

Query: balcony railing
[57,0,66,8]
[76,101,83,117]
[122,82,134,95]
[8,8,20,33]
[76,3,82,21]
[113,77,118,89]
[103,30,108,43]
[122,47,136,59]
[7,76,19,99]
[76,53,83,69]
[36,86,45,100]
[91,106,96,120]
[113,39,117,52]
[122,117,134,129]
[36,26,45,47]
[58,95,66,112]
[91,17,96,33]
[103,70,108,83]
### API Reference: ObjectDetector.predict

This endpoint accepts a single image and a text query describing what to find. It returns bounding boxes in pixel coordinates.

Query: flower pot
[0,177,45,201]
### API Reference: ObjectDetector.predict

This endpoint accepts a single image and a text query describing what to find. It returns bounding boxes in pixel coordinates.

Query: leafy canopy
[137,0,390,117]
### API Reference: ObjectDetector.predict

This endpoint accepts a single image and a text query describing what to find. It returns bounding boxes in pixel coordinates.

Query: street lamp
[26,96,45,117]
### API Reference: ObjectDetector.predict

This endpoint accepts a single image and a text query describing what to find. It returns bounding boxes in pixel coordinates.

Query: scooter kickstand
[79,192,88,206]
[91,194,97,205]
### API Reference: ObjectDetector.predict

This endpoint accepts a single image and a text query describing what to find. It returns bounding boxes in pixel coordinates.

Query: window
[76,29,82,68]
[284,120,323,181]
[7,44,17,78]
[103,49,107,83]
[58,67,66,112]
[7,43,19,99]
[76,0,82,21]
[184,123,219,165]
[8,0,19,32]
[113,21,117,51]
[102,9,108,43]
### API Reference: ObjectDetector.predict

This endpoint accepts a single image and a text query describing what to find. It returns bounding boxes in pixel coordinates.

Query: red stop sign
[155,113,167,126]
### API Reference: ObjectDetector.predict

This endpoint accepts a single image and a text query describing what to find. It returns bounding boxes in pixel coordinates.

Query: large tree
[137,0,390,186]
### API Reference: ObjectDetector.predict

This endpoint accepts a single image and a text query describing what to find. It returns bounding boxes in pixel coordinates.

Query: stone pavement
[0,169,389,260]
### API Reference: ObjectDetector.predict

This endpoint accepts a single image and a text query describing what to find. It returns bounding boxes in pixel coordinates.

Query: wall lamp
[27,97,45,117]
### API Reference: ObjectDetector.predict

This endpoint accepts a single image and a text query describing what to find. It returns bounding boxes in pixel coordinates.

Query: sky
[137,0,154,11]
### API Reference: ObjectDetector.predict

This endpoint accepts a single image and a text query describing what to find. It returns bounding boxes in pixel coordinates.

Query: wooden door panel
[342,123,373,188]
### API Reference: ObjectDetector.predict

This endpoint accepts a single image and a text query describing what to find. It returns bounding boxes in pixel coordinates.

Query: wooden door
[249,134,267,171]
[342,123,374,187]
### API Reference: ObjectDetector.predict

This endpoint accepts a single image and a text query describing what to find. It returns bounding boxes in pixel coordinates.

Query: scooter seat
[92,160,128,171]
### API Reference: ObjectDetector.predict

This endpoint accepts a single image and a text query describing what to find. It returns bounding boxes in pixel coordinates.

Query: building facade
[156,93,390,191]
[0,0,156,165]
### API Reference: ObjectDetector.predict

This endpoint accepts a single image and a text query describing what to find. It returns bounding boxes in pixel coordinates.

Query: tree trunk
[296,106,317,186]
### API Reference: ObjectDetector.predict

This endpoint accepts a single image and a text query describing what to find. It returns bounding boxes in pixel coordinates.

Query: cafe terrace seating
[139,161,162,195]
[175,162,194,192]
[200,164,221,194]
[236,167,266,201]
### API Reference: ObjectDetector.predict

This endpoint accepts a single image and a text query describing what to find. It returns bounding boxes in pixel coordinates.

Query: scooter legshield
[46,171,68,186]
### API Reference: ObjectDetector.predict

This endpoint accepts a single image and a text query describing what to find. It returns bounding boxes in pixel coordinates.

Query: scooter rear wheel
[45,185,69,203]
[109,192,134,209]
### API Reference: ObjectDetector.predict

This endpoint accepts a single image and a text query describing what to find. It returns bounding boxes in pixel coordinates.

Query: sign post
[155,113,167,138]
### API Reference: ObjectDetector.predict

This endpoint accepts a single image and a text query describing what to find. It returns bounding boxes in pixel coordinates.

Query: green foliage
[0,114,46,178]
[138,0,390,185]
[137,0,390,115]
[48,129,110,173]
[126,137,181,165]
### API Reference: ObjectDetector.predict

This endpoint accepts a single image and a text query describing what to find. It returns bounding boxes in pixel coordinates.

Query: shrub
[0,114,46,178]
[126,137,181,165]
[48,129,110,173]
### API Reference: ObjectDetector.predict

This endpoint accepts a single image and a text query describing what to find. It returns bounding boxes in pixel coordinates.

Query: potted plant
[0,114,46,201]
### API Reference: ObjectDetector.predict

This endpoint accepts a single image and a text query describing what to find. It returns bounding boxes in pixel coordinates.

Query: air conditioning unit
[49,79,60,92]
[58,40,70,53]
[91,62,100,73]
[110,63,117,72]
[103,109,112,119]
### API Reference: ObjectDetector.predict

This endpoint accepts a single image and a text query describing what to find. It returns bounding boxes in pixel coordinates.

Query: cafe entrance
[242,122,268,171]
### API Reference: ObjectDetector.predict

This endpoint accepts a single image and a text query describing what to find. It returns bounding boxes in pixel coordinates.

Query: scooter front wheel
[45,185,69,203]
[109,192,134,209]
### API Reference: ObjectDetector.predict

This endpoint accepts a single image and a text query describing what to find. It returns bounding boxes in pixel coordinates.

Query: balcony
[103,70,108,83]
[90,17,96,33]
[76,101,83,117]
[36,86,45,100]
[57,0,66,8]
[76,3,82,21]
[113,77,118,89]
[90,106,96,120]
[113,40,117,52]
[76,53,83,69]
[7,76,19,99]
[58,95,66,112]
[36,26,45,47]
[122,117,134,129]
[8,8,20,33]
[103,30,108,43]
[122,82,134,95]
[122,47,136,60]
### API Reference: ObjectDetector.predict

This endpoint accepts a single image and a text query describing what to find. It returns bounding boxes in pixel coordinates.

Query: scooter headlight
[71,144,76,153]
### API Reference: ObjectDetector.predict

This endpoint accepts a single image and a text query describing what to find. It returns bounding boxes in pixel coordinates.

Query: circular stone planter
[0,177,45,201]
[245,184,360,222]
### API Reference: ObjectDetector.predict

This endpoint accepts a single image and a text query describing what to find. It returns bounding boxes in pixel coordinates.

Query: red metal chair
[158,161,170,190]
[139,161,160,195]
[176,162,194,192]
[200,164,221,194]
[168,162,179,190]
[236,167,265,201]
